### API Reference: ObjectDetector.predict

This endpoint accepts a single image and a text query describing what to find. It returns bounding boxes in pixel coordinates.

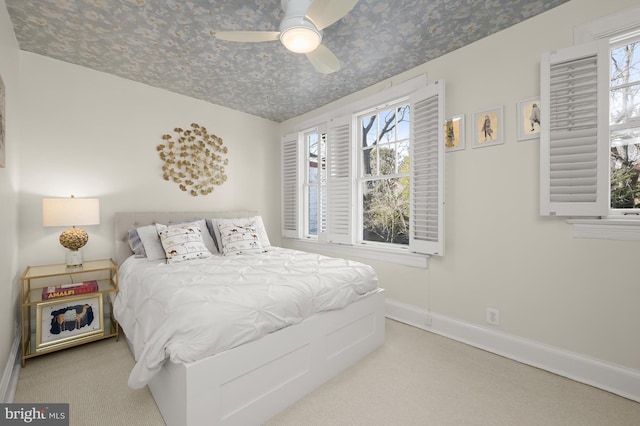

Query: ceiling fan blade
[306,44,340,74]
[215,31,280,42]
[306,0,359,30]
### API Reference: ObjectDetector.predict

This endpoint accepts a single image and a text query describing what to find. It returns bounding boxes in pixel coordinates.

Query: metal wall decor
[157,123,229,196]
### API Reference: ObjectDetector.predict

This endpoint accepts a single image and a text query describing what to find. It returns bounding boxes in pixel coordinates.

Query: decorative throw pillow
[211,216,271,251]
[156,222,212,263]
[169,218,218,255]
[246,215,271,247]
[217,222,264,255]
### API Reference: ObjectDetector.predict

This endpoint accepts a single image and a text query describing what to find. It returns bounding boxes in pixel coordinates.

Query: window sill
[566,218,640,241]
[284,238,429,268]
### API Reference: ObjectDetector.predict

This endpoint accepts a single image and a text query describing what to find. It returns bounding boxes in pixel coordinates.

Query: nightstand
[20,258,119,366]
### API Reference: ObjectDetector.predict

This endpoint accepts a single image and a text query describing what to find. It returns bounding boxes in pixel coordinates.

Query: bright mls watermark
[0,404,68,425]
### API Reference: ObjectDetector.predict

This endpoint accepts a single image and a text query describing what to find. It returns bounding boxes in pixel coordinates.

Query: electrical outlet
[486,308,500,326]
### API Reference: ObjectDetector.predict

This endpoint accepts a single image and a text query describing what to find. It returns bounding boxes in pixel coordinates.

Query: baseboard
[4,300,638,404]
[385,299,640,403]
[1,327,21,403]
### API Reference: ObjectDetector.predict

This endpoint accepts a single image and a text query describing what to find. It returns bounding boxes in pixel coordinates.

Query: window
[358,102,411,246]
[281,78,445,261]
[540,5,640,239]
[610,36,640,212]
[303,128,326,237]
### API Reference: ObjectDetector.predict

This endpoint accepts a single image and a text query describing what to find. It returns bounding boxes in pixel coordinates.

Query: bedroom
[0,0,639,421]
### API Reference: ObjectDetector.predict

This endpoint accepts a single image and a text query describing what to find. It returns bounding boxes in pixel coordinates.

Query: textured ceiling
[6,0,569,122]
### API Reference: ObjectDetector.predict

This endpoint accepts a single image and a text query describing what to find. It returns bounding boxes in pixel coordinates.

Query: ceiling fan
[214,0,359,74]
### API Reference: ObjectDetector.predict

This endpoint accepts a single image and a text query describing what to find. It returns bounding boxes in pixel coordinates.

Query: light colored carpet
[13,335,164,426]
[13,319,640,425]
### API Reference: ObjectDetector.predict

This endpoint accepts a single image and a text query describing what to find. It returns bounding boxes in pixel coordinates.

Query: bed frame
[114,211,386,426]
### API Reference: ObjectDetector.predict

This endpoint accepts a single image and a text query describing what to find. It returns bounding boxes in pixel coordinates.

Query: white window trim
[562,6,640,240]
[566,217,640,240]
[574,5,640,44]
[287,238,428,269]
[282,74,439,267]
[293,75,428,134]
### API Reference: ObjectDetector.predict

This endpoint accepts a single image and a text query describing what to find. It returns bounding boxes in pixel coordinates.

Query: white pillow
[217,222,264,255]
[136,225,166,261]
[156,222,212,263]
[211,216,270,251]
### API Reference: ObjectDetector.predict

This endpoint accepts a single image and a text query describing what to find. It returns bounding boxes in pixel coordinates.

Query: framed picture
[36,294,104,352]
[0,73,5,168]
[445,114,465,152]
[517,97,541,141]
[473,106,503,148]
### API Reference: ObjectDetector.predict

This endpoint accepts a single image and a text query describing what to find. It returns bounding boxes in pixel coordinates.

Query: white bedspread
[114,247,378,388]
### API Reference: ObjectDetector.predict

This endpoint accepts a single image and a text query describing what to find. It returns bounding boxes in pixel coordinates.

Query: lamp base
[65,250,83,268]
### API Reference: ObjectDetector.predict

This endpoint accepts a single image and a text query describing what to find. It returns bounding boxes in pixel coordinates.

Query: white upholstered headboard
[114,210,259,266]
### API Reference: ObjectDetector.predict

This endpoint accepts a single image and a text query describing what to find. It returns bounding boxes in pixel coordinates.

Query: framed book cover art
[517,97,541,141]
[445,114,465,152]
[36,294,104,352]
[473,106,503,148]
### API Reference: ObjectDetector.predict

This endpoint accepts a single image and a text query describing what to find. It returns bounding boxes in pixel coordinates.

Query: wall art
[445,114,465,152]
[36,294,104,352]
[517,97,541,141]
[473,106,504,148]
[157,123,229,196]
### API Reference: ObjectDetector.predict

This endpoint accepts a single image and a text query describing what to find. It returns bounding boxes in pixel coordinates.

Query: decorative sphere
[59,228,89,250]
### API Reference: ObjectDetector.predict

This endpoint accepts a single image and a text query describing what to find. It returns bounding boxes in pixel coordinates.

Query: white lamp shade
[43,198,100,227]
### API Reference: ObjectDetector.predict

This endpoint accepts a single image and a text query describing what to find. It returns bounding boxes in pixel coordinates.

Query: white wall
[17,53,281,269]
[6,0,639,401]
[0,0,21,400]
[280,0,640,373]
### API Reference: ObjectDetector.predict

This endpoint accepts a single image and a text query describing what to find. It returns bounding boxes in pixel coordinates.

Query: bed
[113,211,386,426]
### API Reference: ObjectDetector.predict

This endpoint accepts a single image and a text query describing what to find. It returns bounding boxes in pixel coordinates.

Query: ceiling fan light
[280,26,322,54]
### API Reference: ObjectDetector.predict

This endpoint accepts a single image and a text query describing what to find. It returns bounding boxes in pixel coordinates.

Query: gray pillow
[127,228,146,257]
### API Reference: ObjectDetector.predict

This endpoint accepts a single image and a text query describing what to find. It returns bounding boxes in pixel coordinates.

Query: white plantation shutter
[409,82,445,255]
[540,40,609,216]
[326,115,353,244]
[281,133,300,238]
[319,131,328,238]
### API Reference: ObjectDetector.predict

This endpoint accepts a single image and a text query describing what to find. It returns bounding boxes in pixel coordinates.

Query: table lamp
[42,196,100,267]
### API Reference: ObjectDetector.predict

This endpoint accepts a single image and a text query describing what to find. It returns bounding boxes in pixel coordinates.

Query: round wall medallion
[157,123,229,196]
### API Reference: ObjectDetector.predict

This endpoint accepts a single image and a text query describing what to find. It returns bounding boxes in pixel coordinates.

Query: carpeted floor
[13,334,164,426]
[13,319,640,425]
